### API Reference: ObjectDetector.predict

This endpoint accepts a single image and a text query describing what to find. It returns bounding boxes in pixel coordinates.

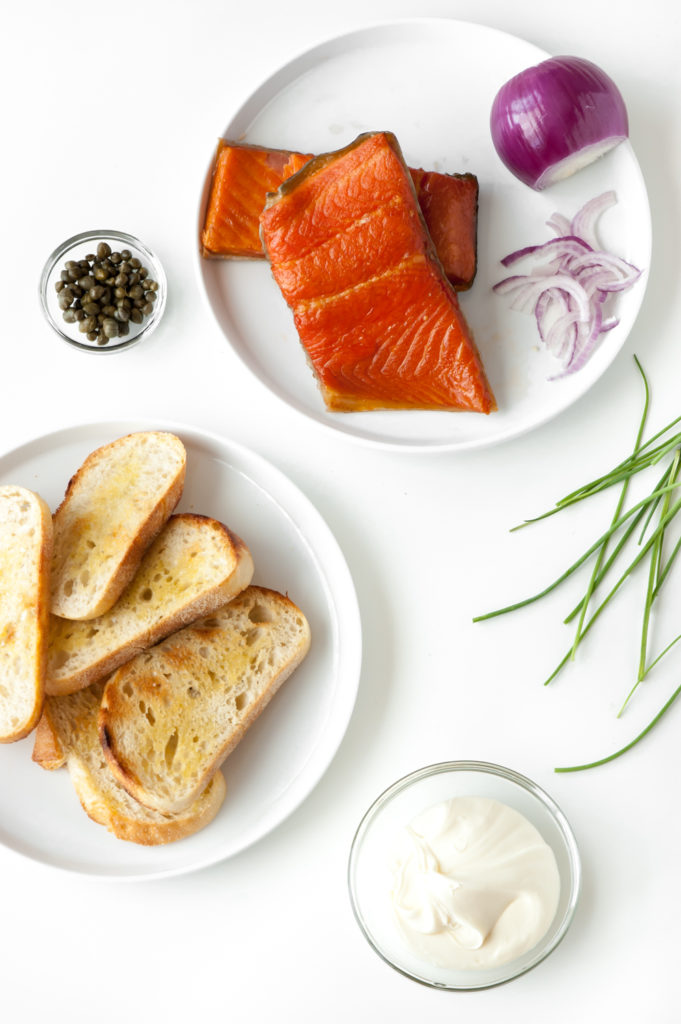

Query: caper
[54,238,159,344]
[102,318,119,339]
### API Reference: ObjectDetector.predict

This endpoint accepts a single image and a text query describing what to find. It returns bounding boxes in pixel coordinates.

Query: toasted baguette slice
[46,513,254,696]
[50,431,186,620]
[99,586,311,813]
[0,485,53,742]
[32,684,226,845]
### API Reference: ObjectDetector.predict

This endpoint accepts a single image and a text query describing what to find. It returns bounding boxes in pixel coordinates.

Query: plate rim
[0,417,362,881]
[194,16,651,454]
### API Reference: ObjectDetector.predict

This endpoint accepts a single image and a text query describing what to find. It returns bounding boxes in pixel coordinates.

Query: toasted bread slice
[32,684,226,845]
[99,586,311,813]
[0,485,53,742]
[46,513,254,696]
[50,431,186,620]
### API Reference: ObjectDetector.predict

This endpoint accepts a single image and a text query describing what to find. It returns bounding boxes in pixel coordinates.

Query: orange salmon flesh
[259,131,495,414]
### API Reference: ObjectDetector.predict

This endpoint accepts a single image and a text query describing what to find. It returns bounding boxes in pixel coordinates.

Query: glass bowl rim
[347,759,581,991]
[39,229,167,354]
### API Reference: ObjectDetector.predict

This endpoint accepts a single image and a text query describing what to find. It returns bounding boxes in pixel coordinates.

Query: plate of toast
[0,421,361,879]
[196,18,650,452]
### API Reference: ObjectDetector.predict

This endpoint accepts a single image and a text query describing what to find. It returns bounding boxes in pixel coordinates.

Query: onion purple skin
[490,55,629,190]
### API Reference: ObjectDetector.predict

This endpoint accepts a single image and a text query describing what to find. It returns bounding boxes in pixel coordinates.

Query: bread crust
[33,683,227,844]
[50,431,186,620]
[46,513,254,696]
[0,486,53,742]
[99,586,311,813]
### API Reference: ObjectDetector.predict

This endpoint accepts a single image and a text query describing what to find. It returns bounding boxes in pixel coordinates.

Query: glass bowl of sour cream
[347,761,581,990]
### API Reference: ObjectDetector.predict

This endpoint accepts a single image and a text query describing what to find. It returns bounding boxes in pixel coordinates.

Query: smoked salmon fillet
[259,131,495,414]
[201,141,312,260]
[201,139,478,290]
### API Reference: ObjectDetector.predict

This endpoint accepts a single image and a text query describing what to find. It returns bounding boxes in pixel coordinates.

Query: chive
[568,358,651,659]
[474,357,681,770]
[554,681,681,773]
[542,495,681,687]
[472,481,681,623]
[618,450,681,715]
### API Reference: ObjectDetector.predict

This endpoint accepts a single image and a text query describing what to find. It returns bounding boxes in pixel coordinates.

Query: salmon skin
[259,131,495,414]
[201,139,478,291]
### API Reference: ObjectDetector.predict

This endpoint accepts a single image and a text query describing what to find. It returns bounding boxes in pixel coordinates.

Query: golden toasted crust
[99,586,311,813]
[0,485,53,743]
[50,431,186,620]
[32,683,227,845]
[45,513,254,696]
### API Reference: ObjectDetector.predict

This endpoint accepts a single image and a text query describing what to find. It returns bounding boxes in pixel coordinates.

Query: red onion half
[493,192,642,378]
[491,56,629,190]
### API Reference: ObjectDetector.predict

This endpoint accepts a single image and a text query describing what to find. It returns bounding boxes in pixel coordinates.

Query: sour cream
[390,796,560,970]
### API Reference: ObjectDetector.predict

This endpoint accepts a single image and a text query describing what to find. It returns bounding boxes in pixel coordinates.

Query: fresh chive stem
[562,504,649,624]
[473,482,681,623]
[554,681,681,773]
[568,361,651,660]
[543,496,681,687]
[619,451,681,716]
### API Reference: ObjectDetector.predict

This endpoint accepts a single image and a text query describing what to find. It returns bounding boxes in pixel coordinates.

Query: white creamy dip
[390,796,560,970]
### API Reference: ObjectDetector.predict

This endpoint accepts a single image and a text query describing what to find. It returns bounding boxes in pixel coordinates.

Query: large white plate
[0,421,361,879]
[196,18,651,452]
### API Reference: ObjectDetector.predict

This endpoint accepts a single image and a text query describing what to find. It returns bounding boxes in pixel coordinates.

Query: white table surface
[1,1,680,1020]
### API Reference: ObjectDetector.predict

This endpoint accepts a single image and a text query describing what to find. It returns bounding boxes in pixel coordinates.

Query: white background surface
[1,1,680,1021]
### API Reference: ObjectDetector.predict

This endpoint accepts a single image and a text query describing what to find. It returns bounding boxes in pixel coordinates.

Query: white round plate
[196,18,651,452]
[0,421,361,879]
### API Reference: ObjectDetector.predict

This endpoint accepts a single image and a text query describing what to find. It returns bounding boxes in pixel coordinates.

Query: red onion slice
[494,192,642,377]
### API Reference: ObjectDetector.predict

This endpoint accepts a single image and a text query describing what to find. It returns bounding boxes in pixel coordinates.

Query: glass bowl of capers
[40,230,167,353]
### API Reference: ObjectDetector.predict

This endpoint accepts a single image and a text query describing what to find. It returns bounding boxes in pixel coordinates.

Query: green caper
[54,238,159,345]
[102,318,119,339]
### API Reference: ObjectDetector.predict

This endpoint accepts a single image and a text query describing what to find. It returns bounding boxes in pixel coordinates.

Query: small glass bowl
[39,230,167,353]
[348,761,581,990]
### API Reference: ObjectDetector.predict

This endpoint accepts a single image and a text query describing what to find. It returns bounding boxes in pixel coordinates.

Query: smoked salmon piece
[201,141,312,259]
[259,132,495,414]
[201,140,478,290]
[410,168,478,290]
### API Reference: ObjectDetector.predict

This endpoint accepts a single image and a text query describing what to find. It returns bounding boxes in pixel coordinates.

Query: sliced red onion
[493,193,642,377]
[491,57,629,190]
